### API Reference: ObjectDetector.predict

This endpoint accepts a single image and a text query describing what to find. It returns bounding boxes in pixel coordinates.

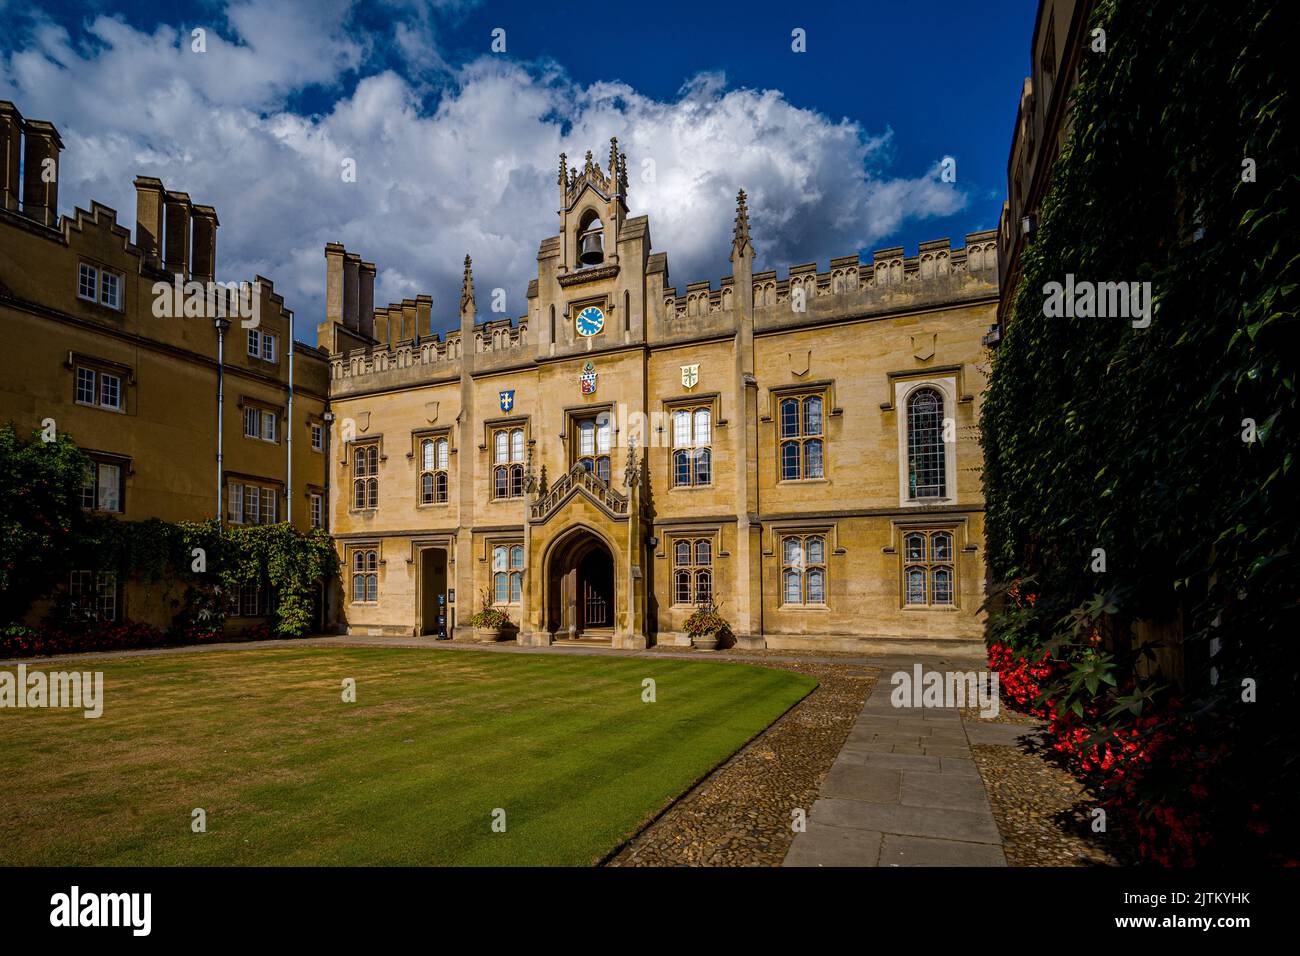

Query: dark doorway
[420,547,449,637]
[547,531,615,640]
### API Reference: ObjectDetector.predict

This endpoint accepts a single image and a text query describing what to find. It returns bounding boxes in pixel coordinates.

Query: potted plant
[683,603,731,651]
[468,604,514,643]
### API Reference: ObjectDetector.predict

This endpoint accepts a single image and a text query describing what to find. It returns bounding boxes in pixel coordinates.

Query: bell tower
[557,138,628,276]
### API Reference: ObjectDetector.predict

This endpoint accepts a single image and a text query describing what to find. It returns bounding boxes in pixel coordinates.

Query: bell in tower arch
[578,215,604,266]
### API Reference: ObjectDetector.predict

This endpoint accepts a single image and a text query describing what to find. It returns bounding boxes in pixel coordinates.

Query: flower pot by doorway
[467,604,514,644]
[684,605,731,652]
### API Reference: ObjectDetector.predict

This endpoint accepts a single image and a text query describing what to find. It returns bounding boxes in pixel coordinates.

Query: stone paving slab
[810,798,1003,844]
[879,834,1008,867]
[784,667,1008,867]
[821,764,901,803]
[783,824,884,867]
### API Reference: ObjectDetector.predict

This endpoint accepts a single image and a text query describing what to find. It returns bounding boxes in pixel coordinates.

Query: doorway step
[554,630,614,648]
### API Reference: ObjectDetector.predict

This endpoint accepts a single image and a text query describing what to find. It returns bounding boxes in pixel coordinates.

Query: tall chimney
[133,177,166,268]
[163,191,192,278]
[0,101,22,213]
[359,262,376,340]
[343,253,360,331]
[191,205,219,281]
[20,118,63,226]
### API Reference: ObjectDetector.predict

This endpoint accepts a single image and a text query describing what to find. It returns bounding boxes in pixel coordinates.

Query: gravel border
[606,661,877,867]
[971,741,1129,866]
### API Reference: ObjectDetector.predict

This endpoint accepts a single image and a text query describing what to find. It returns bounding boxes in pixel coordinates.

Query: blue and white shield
[499,390,515,412]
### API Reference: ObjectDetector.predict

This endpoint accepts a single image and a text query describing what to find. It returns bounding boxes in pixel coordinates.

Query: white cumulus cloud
[0,0,969,339]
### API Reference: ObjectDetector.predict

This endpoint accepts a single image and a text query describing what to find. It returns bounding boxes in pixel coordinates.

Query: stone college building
[321,141,999,653]
[0,102,997,653]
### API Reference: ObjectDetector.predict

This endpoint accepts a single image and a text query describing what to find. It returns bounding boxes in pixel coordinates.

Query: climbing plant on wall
[980,0,1297,863]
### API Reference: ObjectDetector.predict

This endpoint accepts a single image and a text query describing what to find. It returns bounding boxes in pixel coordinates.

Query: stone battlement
[661,231,999,322]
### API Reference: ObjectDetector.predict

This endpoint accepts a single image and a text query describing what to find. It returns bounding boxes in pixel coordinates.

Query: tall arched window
[781,533,827,605]
[778,393,824,481]
[670,405,712,487]
[672,537,713,605]
[353,443,379,509]
[906,388,946,499]
[492,426,525,499]
[420,437,449,504]
[575,414,611,481]
[902,530,955,606]
[492,544,525,604]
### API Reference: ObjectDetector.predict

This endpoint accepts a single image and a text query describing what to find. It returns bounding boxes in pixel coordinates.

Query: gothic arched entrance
[546,528,616,642]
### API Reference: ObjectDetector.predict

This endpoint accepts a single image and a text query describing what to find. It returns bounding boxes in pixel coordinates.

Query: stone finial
[583,150,594,175]
[608,137,619,179]
[558,152,567,187]
[460,254,475,313]
[539,463,548,495]
[618,151,629,197]
[732,188,753,260]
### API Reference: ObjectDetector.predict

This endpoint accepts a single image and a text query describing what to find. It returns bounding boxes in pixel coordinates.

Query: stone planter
[691,631,721,651]
[476,627,512,644]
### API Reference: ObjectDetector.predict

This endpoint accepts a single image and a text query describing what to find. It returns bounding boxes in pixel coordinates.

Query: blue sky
[3,0,1034,338]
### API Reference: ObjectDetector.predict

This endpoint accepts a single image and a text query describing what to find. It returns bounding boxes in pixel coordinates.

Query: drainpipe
[214,317,230,519]
[286,336,294,524]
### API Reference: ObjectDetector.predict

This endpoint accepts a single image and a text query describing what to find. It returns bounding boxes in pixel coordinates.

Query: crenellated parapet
[661,231,999,322]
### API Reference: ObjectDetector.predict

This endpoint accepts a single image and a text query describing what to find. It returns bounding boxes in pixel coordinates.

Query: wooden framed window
[420,436,449,504]
[73,366,123,412]
[247,329,277,363]
[243,406,277,443]
[227,482,278,525]
[310,423,324,452]
[778,393,825,481]
[309,493,322,529]
[352,443,379,510]
[780,533,827,606]
[671,537,713,606]
[670,405,712,487]
[902,530,956,607]
[99,270,121,310]
[69,570,117,621]
[228,582,274,617]
[76,261,123,311]
[492,544,525,604]
[492,427,525,500]
[81,459,123,513]
[572,413,611,482]
[350,548,379,603]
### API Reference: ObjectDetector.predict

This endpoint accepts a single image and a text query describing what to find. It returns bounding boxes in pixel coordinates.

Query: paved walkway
[784,673,1023,867]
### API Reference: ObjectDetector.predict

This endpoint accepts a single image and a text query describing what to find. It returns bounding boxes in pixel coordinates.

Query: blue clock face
[576,306,605,337]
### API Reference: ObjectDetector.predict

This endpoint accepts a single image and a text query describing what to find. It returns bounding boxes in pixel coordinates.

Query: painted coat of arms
[580,362,597,395]
[499,390,515,412]
[681,364,699,389]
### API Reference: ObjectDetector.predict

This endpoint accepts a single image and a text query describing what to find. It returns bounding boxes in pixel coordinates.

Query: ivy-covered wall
[981,0,1297,863]
[1,423,338,646]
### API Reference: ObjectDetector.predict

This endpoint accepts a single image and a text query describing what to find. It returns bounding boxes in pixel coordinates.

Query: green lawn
[0,646,815,866]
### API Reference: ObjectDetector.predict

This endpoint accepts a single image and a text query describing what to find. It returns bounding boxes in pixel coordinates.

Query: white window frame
[99,270,122,310]
[77,263,98,302]
[894,377,958,507]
